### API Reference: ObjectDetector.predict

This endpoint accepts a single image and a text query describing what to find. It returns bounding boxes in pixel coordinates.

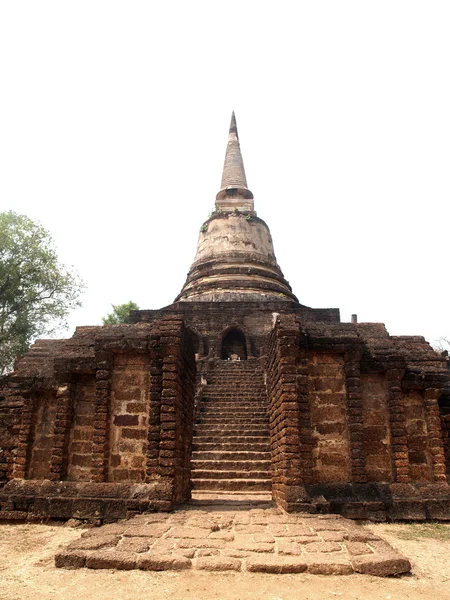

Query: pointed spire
[229,110,238,138]
[219,111,248,190]
[216,112,254,211]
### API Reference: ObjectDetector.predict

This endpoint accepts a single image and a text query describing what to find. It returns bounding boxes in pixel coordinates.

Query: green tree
[0,211,84,375]
[102,301,140,325]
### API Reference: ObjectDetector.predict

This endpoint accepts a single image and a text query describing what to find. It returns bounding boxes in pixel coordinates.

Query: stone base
[54,505,411,576]
[0,479,178,523]
[2,479,450,523]
[300,482,450,521]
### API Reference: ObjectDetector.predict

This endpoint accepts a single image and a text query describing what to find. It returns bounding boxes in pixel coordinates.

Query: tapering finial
[229,111,238,138]
[216,112,254,211]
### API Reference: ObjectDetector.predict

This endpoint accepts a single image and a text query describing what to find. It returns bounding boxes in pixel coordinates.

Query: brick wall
[361,374,392,482]
[108,353,150,483]
[27,391,57,479]
[0,390,23,486]
[403,390,433,482]
[66,375,95,481]
[442,414,450,479]
[265,315,307,511]
[308,353,351,483]
[133,301,340,361]
[146,317,196,503]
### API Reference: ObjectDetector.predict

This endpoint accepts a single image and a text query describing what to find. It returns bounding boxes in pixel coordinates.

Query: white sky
[1,1,449,347]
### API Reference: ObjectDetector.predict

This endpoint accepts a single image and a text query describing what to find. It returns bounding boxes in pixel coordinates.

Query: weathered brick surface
[361,374,392,482]
[1,117,449,523]
[309,352,351,483]
[109,353,150,482]
[66,375,96,482]
[0,292,449,521]
[265,315,305,511]
[403,390,433,482]
[29,390,58,480]
[54,506,410,576]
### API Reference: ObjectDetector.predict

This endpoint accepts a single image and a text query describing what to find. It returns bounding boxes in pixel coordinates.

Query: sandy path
[0,521,449,600]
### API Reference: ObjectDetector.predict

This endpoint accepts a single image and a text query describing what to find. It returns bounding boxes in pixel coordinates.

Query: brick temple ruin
[1,113,450,523]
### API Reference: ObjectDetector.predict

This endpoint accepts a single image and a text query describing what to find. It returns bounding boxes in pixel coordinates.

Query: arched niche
[220,326,249,360]
[185,326,205,359]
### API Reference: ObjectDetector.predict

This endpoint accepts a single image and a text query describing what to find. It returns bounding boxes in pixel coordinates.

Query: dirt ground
[0,520,449,600]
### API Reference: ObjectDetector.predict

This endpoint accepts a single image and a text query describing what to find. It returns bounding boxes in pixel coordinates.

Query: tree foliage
[434,336,450,354]
[0,211,84,375]
[102,301,139,325]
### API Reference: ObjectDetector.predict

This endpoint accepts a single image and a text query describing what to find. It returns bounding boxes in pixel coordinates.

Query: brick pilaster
[49,383,73,480]
[386,368,410,483]
[423,387,447,482]
[11,392,33,480]
[345,348,367,483]
[91,351,112,482]
[145,318,196,505]
[266,316,308,511]
[296,344,315,484]
[146,337,163,481]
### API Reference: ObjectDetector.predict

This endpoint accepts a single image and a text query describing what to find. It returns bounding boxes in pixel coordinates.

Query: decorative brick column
[266,316,310,511]
[296,341,315,485]
[49,382,73,481]
[91,350,113,483]
[11,390,33,480]
[423,387,447,482]
[146,337,163,480]
[386,368,410,483]
[344,347,367,484]
[145,317,196,505]
[441,413,450,480]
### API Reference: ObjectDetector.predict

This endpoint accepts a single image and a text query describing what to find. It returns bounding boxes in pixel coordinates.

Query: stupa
[1,113,449,521]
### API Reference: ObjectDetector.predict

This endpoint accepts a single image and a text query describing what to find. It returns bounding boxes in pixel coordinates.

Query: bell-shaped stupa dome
[176,113,298,303]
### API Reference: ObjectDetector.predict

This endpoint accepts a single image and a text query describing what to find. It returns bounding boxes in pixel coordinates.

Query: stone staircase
[191,360,272,502]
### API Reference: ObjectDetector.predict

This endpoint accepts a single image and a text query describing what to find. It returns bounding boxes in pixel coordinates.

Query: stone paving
[55,505,411,576]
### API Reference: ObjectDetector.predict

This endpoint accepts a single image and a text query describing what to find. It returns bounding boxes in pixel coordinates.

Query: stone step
[195,421,267,430]
[191,469,271,480]
[199,409,268,415]
[195,422,269,430]
[205,378,265,382]
[202,394,266,398]
[199,411,268,419]
[191,360,269,494]
[191,478,272,491]
[194,427,269,436]
[207,377,264,381]
[204,392,265,396]
[200,403,267,410]
[207,371,264,375]
[194,435,269,443]
[198,415,268,421]
[203,389,267,402]
[200,402,267,408]
[192,451,271,461]
[197,417,268,424]
[193,434,270,449]
[203,381,266,386]
[192,442,270,452]
[190,490,273,506]
[208,377,264,380]
[192,435,270,444]
[191,459,271,470]
[202,382,266,386]
[209,364,263,370]
[209,368,262,377]
[201,399,266,404]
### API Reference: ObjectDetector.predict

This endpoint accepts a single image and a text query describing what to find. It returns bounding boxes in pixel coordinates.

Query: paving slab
[55,505,411,576]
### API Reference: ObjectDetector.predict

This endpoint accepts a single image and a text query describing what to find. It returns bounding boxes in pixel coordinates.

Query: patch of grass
[390,522,450,541]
